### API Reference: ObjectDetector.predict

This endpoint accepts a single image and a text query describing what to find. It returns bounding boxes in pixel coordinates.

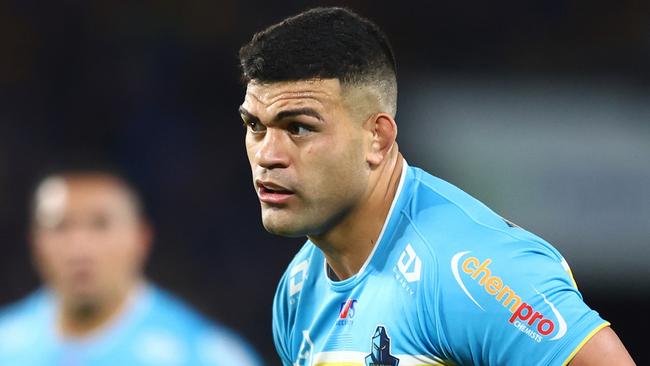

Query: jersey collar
[324,159,412,291]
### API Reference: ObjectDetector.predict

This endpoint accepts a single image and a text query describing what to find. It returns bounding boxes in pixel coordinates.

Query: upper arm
[437,241,611,365]
[569,326,635,366]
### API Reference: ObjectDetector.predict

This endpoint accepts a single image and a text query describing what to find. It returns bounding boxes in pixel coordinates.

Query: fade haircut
[239,7,398,117]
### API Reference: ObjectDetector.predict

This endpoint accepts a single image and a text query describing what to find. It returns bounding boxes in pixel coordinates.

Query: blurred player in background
[238,7,635,366]
[0,167,263,366]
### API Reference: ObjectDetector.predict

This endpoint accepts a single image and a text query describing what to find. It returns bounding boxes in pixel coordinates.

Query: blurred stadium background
[0,1,647,364]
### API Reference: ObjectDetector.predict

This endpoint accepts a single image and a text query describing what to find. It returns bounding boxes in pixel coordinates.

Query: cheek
[94,230,143,271]
[319,132,365,168]
[34,236,66,270]
[245,135,258,166]
[302,135,366,192]
[112,232,143,263]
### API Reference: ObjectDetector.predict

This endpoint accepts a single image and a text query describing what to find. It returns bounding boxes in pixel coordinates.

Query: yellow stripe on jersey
[560,257,579,290]
[311,351,450,366]
[561,321,611,366]
[315,364,441,366]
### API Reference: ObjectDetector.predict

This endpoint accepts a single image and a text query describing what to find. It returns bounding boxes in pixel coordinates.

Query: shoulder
[272,241,320,348]
[139,285,262,366]
[0,289,51,328]
[400,166,564,263]
[397,166,572,317]
[400,168,602,364]
[144,286,208,327]
[194,325,263,366]
[283,241,319,275]
[0,290,52,356]
[274,241,319,304]
[403,167,513,236]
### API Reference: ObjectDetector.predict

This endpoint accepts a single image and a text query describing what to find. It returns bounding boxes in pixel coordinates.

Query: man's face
[241,79,372,237]
[31,175,149,306]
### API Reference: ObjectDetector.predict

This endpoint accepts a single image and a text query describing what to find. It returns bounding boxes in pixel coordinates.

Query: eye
[287,123,312,136]
[244,119,266,133]
[48,219,69,233]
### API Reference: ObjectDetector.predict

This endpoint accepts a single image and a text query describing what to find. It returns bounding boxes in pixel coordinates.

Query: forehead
[243,78,343,114]
[35,175,136,216]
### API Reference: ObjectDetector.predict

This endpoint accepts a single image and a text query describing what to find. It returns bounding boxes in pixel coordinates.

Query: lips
[256,180,295,204]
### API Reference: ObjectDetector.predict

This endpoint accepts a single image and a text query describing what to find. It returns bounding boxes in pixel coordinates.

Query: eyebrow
[238,106,323,124]
[275,108,323,122]
[239,106,260,124]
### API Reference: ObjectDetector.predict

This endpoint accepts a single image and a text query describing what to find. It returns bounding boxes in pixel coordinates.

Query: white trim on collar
[324,159,409,281]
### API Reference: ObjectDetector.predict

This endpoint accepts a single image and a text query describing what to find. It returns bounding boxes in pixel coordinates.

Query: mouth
[66,266,95,287]
[256,180,295,205]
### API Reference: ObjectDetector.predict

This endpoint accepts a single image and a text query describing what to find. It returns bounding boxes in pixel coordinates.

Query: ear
[365,113,397,167]
[136,219,154,264]
[28,227,45,276]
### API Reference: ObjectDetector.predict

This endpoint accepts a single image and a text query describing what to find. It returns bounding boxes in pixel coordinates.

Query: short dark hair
[29,161,146,225]
[239,7,398,115]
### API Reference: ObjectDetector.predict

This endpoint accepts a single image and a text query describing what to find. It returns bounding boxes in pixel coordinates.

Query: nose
[255,128,290,170]
[66,224,93,254]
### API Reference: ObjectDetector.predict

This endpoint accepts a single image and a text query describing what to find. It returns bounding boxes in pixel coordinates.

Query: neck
[58,281,139,338]
[309,148,403,280]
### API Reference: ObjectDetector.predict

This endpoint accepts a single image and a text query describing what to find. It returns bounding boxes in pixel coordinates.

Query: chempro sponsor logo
[451,251,567,343]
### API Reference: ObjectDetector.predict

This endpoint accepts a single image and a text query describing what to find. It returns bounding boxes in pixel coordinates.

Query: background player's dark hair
[29,159,148,225]
[239,7,398,115]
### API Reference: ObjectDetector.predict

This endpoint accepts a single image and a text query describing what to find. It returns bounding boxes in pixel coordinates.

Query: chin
[263,224,305,238]
[262,218,309,238]
[66,288,99,303]
[61,280,99,299]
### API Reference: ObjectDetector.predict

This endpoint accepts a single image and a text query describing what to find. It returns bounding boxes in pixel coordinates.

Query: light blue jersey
[0,284,263,366]
[273,162,608,366]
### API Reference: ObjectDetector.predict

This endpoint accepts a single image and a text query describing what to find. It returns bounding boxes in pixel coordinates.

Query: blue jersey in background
[0,284,263,366]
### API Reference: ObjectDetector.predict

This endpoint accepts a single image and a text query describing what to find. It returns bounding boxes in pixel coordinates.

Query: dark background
[0,1,648,364]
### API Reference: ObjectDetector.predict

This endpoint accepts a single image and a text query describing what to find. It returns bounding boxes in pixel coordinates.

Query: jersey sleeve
[196,326,264,366]
[272,268,294,366]
[435,239,609,366]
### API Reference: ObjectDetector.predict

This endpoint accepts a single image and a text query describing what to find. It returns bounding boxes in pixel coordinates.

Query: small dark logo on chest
[365,325,399,366]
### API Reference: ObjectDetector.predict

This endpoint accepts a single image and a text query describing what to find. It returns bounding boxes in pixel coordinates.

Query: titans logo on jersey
[273,162,609,366]
[365,326,399,366]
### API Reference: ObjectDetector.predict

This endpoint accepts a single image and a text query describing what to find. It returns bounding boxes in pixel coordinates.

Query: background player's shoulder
[0,289,51,324]
[0,290,53,358]
[193,324,263,366]
[145,285,217,330]
[137,285,263,366]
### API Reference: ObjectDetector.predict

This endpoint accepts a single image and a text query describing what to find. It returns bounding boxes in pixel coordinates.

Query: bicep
[569,326,635,366]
